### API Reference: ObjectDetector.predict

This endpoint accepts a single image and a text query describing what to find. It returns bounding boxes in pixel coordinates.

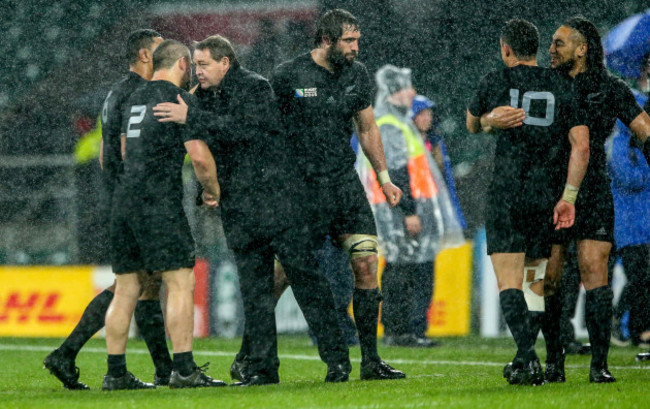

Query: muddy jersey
[270,52,374,183]
[100,72,146,195]
[116,80,198,211]
[468,65,585,213]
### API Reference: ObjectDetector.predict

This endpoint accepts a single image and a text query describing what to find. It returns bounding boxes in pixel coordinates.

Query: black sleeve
[270,64,293,117]
[566,87,588,128]
[186,78,276,143]
[391,166,417,215]
[349,63,374,112]
[180,92,203,143]
[614,78,643,126]
[467,72,494,117]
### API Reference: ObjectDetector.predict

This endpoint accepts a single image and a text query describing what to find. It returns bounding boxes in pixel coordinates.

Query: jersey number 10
[509,89,555,127]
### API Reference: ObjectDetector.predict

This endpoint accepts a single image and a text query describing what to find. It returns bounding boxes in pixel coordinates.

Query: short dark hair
[563,16,605,72]
[500,19,539,60]
[193,35,240,67]
[314,9,359,47]
[126,29,162,65]
[152,39,190,72]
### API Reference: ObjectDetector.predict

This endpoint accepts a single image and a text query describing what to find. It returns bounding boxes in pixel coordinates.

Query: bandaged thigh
[523,260,547,312]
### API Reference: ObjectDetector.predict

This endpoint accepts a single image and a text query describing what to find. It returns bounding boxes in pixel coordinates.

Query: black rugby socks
[134,300,172,378]
[107,354,127,378]
[585,285,613,369]
[353,288,382,363]
[173,351,195,377]
[500,289,536,363]
[60,289,114,358]
[541,291,564,362]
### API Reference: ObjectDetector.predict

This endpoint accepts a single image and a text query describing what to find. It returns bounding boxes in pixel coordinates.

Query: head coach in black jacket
[153,34,351,386]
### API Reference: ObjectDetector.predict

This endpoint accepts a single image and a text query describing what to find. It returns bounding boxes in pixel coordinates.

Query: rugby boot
[169,363,227,389]
[230,373,279,387]
[635,351,650,362]
[43,349,89,390]
[325,364,350,383]
[153,371,171,386]
[589,365,616,383]
[544,351,566,383]
[102,371,155,390]
[502,362,514,379]
[230,356,248,382]
[508,359,544,386]
[360,360,406,380]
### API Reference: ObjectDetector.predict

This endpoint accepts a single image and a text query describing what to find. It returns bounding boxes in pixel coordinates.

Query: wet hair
[563,16,605,72]
[193,34,240,67]
[126,29,162,65]
[314,9,359,47]
[152,39,190,71]
[500,19,539,60]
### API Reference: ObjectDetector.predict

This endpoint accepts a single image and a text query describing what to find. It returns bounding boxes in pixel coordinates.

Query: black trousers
[228,220,350,376]
[381,261,434,337]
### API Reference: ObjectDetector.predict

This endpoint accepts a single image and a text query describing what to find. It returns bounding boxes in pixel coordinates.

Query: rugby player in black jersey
[466,19,590,386]
[270,9,405,380]
[43,30,173,390]
[153,34,353,386]
[483,16,650,383]
[103,40,225,390]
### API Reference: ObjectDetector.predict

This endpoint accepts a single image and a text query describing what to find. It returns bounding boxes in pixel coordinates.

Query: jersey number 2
[126,105,147,138]
[509,89,555,127]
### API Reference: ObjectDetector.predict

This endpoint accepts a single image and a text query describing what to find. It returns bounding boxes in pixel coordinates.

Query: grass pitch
[1,335,648,409]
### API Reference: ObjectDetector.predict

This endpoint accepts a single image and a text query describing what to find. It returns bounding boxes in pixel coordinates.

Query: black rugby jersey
[468,65,585,210]
[270,52,374,182]
[117,80,198,210]
[571,70,642,187]
[100,71,146,195]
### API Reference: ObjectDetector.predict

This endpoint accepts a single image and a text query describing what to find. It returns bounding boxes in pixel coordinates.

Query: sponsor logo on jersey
[595,227,607,236]
[294,88,317,98]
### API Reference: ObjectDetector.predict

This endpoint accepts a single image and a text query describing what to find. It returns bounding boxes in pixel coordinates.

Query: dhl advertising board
[0,264,211,338]
[0,266,96,337]
[374,241,473,337]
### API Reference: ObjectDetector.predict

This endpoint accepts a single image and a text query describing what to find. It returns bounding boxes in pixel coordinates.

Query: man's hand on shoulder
[381,182,403,208]
[153,94,189,124]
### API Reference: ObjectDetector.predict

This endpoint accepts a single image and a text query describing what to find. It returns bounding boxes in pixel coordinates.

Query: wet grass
[0,335,648,409]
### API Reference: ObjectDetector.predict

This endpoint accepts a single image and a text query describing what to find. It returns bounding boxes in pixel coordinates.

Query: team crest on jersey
[295,88,317,97]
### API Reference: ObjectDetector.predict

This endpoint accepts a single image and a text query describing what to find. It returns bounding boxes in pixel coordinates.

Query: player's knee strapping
[342,234,378,259]
[523,260,547,312]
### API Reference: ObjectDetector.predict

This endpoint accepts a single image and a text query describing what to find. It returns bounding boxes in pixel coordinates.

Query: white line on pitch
[2,343,649,371]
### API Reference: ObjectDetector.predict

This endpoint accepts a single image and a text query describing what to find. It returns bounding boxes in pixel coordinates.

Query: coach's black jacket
[186,63,305,244]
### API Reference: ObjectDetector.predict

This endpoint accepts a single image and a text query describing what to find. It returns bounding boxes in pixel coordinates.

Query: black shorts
[485,197,554,259]
[302,170,377,245]
[552,185,614,244]
[110,205,195,274]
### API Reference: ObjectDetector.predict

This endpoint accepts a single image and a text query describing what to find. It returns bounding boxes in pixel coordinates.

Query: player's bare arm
[185,139,220,207]
[554,124,589,229]
[465,109,482,134]
[153,94,188,124]
[354,105,403,207]
[120,133,126,160]
[99,138,104,170]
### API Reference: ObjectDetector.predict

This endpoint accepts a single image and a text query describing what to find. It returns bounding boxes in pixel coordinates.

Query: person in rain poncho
[357,65,464,348]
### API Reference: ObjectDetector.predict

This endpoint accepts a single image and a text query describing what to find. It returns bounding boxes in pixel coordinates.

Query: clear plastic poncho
[356,65,464,264]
